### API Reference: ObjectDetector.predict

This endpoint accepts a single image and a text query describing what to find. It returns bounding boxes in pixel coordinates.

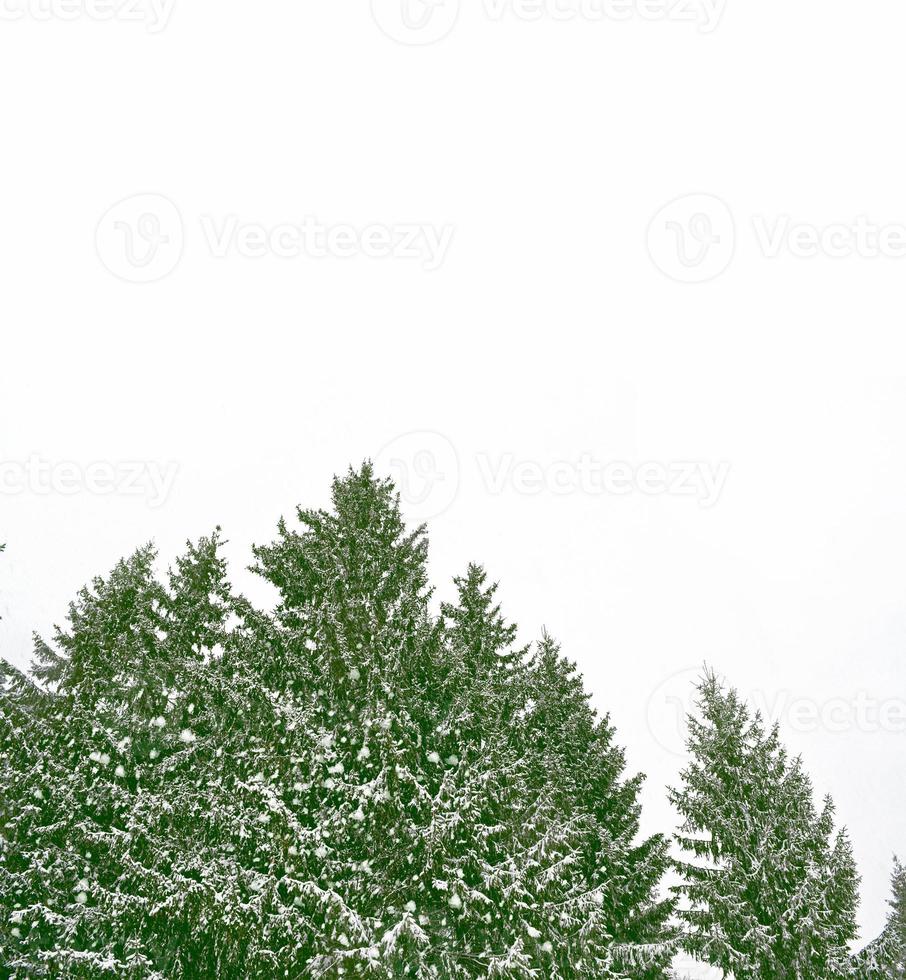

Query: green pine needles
[0,468,897,977]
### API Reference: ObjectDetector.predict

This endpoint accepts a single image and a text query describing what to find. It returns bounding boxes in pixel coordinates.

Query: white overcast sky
[2,2,906,972]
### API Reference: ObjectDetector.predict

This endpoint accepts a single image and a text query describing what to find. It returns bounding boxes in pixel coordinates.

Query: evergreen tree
[669,671,860,980]
[889,860,906,977]
[856,859,906,978]
[433,571,675,977]
[251,464,449,977]
[0,535,273,976]
[510,634,675,978]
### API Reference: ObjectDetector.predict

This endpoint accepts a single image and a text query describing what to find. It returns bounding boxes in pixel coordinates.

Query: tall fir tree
[434,571,675,977]
[250,466,676,976]
[669,672,860,980]
[0,534,280,976]
[251,464,450,977]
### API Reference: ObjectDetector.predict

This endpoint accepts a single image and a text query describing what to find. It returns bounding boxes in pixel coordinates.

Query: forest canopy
[0,466,901,978]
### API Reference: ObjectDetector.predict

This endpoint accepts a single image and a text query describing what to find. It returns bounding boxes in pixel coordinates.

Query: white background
[2,2,905,973]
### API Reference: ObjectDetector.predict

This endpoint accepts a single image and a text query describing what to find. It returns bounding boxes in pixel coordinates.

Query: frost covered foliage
[0,467,674,978]
[669,673,861,980]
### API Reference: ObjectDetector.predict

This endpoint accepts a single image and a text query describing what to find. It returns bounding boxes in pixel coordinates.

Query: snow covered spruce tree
[510,634,675,977]
[2,465,674,976]
[855,859,906,978]
[887,860,906,977]
[251,464,675,977]
[1,534,263,976]
[429,570,674,977]
[669,671,860,980]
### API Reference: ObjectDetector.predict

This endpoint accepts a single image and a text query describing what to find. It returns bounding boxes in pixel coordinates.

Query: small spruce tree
[857,858,906,978]
[892,860,906,976]
[669,671,860,980]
